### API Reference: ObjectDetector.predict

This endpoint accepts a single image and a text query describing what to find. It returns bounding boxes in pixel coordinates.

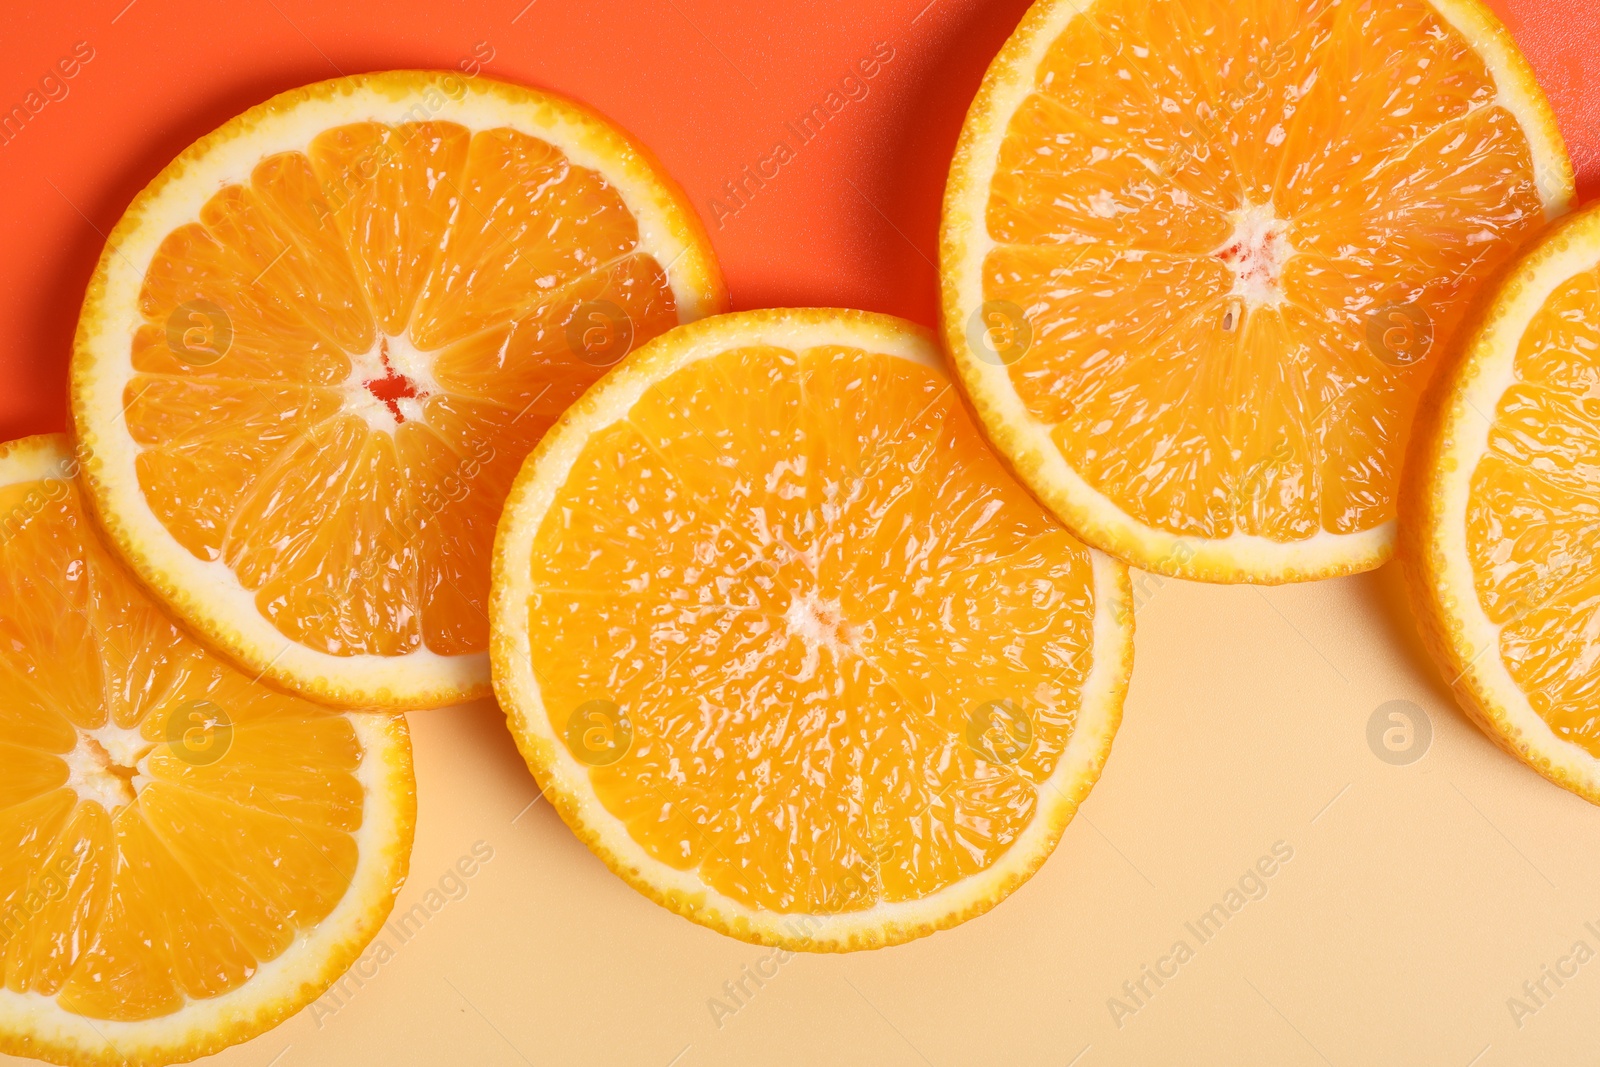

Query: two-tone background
[3,0,1599,1063]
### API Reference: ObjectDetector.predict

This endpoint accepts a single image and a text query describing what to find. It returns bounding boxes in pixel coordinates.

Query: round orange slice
[942,0,1573,583]
[490,309,1134,950]
[0,435,413,1067]
[1406,203,1600,803]
[71,71,727,709]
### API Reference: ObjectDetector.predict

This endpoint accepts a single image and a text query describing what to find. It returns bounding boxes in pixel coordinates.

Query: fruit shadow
[732,0,1033,325]
[873,0,1035,325]
[434,695,557,816]
[1360,562,1454,704]
[1355,560,1505,757]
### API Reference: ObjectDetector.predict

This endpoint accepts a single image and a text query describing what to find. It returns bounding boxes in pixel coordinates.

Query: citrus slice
[71,71,727,709]
[490,309,1133,950]
[0,435,414,1067]
[942,0,1574,583]
[1406,203,1600,803]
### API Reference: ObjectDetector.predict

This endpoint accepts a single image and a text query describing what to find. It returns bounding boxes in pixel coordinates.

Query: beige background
[12,561,1599,1066]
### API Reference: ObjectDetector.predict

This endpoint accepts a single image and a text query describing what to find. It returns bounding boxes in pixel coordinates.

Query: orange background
[2,1,1600,1066]
[1,0,1595,440]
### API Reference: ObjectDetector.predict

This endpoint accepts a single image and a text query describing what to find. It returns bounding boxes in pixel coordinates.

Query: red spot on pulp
[364,338,423,423]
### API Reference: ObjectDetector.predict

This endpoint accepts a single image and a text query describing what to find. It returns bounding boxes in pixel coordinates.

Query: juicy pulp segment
[0,477,367,1021]
[1467,266,1600,754]
[125,120,679,657]
[522,344,1098,913]
[983,0,1547,542]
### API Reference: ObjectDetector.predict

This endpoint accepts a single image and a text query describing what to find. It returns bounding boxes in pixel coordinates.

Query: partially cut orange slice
[1406,203,1600,803]
[72,71,726,708]
[942,0,1573,583]
[491,309,1133,950]
[0,435,413,1067]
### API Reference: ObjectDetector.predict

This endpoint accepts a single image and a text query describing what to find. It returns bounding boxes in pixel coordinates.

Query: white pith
[783,590,864,681]
[1218,203,1293,309]
[341,333,439,431]
[63,727,153,812]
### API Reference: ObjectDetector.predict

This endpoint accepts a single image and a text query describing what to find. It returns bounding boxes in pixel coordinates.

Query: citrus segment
[1406,204,1600,803]
[0,435,414,1067]
[73,71,727,708]
[943,0,1573,582]
[491,309,1133,950]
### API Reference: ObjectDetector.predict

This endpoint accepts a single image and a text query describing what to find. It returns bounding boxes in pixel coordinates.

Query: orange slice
[0,435,413,1067]
[1406,203,1600,803]
[490,309,1133,950]
[942,0,1573,583]
[71,71,727,709]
